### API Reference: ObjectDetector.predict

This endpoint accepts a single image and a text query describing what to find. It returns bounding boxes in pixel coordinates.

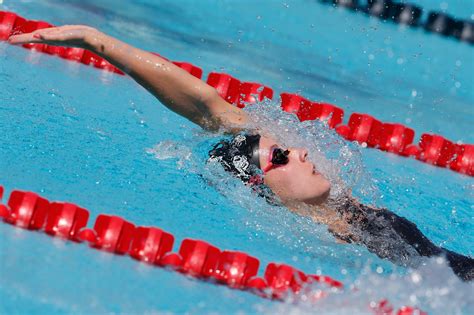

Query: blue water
[0,0,473,314]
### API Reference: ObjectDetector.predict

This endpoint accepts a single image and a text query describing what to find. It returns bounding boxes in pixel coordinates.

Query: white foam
[242,100,378,202]
[258,258,474,315]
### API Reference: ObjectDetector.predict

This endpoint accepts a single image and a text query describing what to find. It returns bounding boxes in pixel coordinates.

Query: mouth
[312,164,320,175]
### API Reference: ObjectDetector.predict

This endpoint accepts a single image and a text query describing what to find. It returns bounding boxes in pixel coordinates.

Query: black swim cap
[208,133,261,183]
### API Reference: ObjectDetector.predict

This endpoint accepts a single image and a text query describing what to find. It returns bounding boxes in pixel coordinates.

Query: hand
[8,25,100,50]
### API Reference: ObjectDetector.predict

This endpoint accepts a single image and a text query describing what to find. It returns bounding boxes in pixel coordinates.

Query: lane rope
[0,183,426,314]
[326,0,474,44]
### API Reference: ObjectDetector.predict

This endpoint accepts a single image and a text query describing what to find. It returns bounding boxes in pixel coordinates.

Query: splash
[256,257,474,315]
[146,140,193,169]
[146,129,341,254]
[144,102,472,315]
[242,99,379,203]
[145,100,379,253]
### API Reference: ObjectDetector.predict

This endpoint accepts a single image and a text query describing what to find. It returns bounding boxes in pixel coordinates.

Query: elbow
[192,87,222,131]
[200,86,220,109]
[196,85,247,132]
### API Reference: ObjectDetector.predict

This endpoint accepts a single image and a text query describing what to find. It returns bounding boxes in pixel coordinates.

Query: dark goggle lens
[271,148,290,165]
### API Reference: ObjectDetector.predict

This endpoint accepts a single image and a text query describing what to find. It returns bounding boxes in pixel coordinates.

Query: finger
[37,25,88,33]
[10,28,68,44]
[8,25,91,45]
[33,27,61,35]
[38,31,67,42]
[29,26,85,40]
[7,33,43,45]
[52,25,84,31]
[8,26,58,44]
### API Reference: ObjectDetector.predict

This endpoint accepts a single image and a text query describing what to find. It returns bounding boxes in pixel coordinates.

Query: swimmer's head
[209,133,331,205]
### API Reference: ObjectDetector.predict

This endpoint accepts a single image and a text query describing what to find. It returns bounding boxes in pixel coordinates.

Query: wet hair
[208,133,262,183]
[208,133,278,204]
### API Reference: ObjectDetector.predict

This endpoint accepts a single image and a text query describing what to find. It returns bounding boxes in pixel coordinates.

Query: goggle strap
[263,163,274,174]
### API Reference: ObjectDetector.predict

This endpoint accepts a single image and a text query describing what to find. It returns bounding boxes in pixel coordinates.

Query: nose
[291,147,308,163]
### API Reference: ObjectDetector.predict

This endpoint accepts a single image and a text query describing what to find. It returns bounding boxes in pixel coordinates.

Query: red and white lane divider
[0,184,425,314]
[1,10,472,177]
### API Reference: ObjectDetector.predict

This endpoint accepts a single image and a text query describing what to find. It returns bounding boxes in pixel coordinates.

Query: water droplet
[411,272,422,283]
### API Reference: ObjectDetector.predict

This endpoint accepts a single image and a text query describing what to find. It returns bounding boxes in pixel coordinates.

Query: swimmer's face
[258,135,331,205]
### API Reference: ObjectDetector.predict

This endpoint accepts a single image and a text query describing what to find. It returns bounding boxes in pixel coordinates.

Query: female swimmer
[8,25,474,281]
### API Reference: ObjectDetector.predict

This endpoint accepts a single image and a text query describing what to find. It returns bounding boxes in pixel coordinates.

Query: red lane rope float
[1,9,472,177]
[0,184,426,314]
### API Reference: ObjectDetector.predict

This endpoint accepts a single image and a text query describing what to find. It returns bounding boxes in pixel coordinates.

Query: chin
[302,189,331,205]
[318,185,331,202]
[325,182,332,192]
[321,178,331,190]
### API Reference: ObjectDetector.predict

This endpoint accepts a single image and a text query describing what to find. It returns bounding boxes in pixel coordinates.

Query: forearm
[9,26,248,131]
[85,30,246,130]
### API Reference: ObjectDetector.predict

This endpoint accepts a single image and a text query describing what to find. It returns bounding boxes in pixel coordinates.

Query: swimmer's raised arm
[8,25,247,131]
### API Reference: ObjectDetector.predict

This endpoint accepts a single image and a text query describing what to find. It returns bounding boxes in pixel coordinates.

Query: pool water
[0,0,473,314]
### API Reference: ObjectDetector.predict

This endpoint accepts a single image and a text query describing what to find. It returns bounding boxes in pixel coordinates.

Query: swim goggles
[262,147,290,173]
